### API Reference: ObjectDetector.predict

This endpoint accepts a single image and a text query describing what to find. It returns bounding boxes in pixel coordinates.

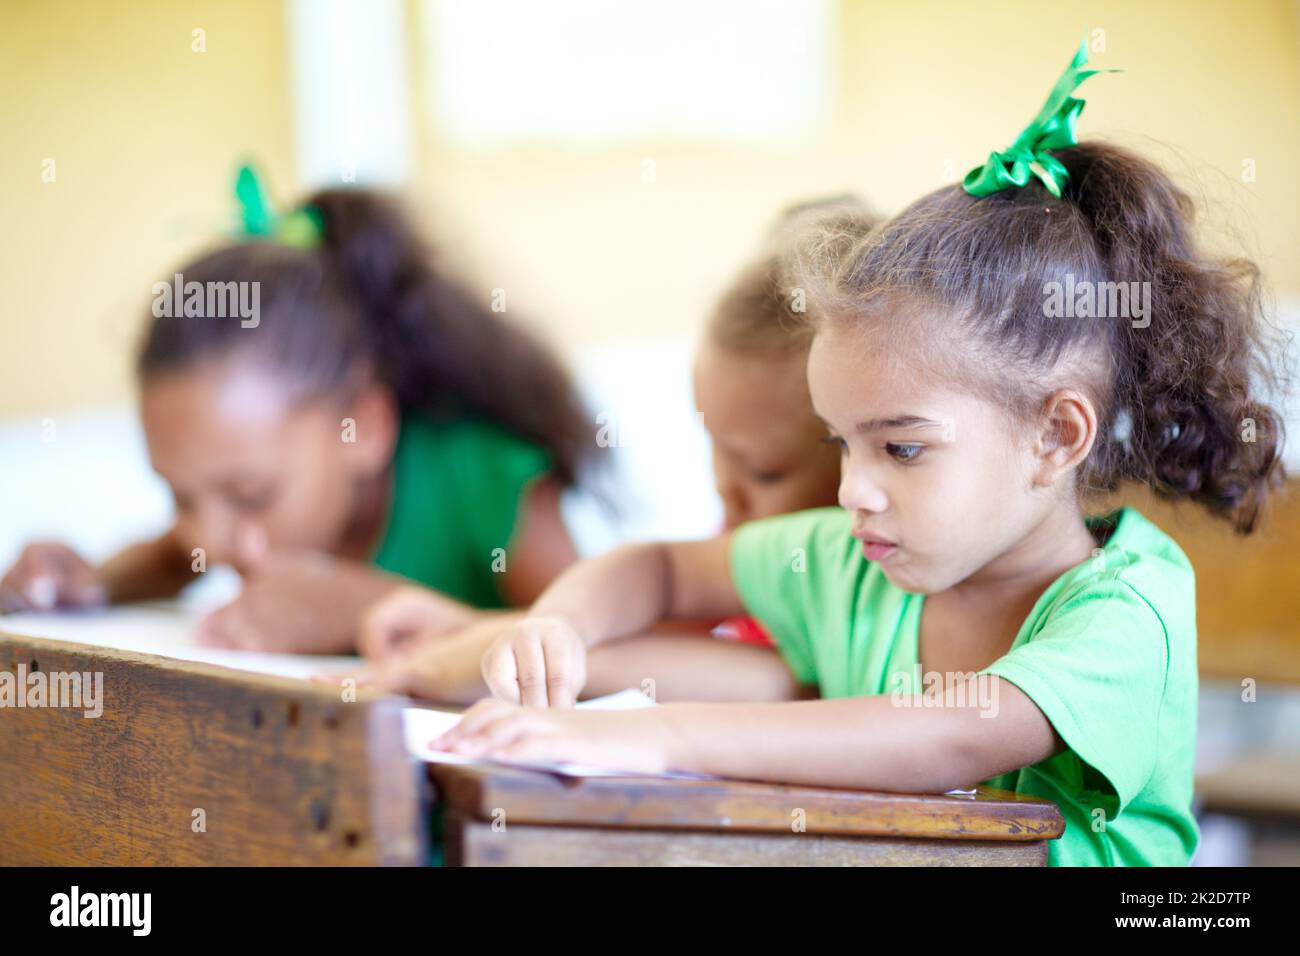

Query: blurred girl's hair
[708,195,879,357]
[138,189,596,487]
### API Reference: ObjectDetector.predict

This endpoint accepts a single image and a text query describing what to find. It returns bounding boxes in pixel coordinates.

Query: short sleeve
[455,423,553,563]
[729,509,844,685]
[979,578,1171,814]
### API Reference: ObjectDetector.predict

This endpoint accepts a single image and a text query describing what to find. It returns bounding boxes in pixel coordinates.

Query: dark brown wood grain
[432,763,1063,839]
[442,810,1049,866]
[0,631,425,865]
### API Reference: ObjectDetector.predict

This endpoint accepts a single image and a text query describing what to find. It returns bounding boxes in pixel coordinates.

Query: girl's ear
[343,381,400,477]
[1031,388,1098,487]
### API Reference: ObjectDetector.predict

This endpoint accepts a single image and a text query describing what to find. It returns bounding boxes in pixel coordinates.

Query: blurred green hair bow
[234,163,323,248]
[962,39,1119,199]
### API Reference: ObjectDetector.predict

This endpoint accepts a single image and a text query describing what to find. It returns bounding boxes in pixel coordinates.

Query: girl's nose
[188,500,233,566]
[713,465,750,529]
[838,466,888,515]
[231,523,269,575]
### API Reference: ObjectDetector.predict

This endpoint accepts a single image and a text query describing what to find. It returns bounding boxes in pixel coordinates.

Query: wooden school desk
[0,632,424,865]
[430,763,1063,866]
[0,630,1064,866]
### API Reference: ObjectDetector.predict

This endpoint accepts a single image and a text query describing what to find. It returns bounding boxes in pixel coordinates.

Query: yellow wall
[2,0,1297,416]
[0,0,296,416]
[413,0,1300,354]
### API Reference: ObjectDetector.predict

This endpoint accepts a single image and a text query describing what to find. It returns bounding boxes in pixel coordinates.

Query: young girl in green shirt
[353,196,875,699]
[0,181,596,654]
[431,46,1286,866]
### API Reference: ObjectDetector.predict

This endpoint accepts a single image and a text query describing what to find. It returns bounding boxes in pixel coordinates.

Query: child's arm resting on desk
[354,619,808,706]
[584,634,810,703]
[436,676,1064,792]
[479,535,744,707]
[0,529,196,611]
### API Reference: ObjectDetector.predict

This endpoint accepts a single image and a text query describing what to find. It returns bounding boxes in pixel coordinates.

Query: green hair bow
[962,39,1119,199]
[234,163,323,248]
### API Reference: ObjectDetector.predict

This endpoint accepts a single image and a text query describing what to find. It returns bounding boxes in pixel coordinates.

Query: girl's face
[140,356,396,576]
[807,322,1052,594]
[693,339,842,529]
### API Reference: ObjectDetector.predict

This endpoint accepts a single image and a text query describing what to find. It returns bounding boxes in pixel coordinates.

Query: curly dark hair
[794,141,1287,532]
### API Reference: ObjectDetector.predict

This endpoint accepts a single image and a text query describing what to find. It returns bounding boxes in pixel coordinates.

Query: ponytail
[139,188,597,489]
[307,190,594,487]
[1058,143,1286,532]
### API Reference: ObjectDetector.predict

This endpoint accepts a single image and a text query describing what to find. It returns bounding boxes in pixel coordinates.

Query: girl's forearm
[584,633,811,703]
[410,625,804,707]
[656,696,1010,794]
[98,530,198,603]
[530,543,674,648]
[389,612,529,705]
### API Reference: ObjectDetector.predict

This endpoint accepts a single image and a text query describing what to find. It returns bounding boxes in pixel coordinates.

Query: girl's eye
[230,490,275,513]
[821,435,848,454]
[751,470,786,485]
[885,442,924,463]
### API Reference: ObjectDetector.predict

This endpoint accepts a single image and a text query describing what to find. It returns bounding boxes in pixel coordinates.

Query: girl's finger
[433,700,514,749]
[448,711,537,758]
[20,550,67,609]
[439,698,516,744]
[0,586,27,613]
[62,563,106,608]
[206,604,259,650]
[358,619,408,661]
[512,637,551,709]
[25,574,58,611]
[358,591,423,660]
[194,611,234,648]
[540,634,578,709]
[348,662,397,691]
[482,642,521,703]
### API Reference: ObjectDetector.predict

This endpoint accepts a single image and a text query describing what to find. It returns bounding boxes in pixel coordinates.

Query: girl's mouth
[861,541,897,562]
[853,531,898,562]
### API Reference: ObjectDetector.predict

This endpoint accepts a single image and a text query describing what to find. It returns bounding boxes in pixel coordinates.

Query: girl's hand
[0,541,107,613]
[346,621,503,704]
[433,698,673,774]
[481,616,588,708]
[358,585,482,660]
[197,551,397,654]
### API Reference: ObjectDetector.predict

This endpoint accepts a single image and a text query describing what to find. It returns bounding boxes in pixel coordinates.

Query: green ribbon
[962,39,1119,199]
[233,163,323,248]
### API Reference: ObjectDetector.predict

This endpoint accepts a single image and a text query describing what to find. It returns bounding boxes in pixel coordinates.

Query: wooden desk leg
[442,812,1048,866]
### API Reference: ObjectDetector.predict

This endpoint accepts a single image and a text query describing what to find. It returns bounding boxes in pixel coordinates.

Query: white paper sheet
[401,688,706,778]
[0,603,359,680]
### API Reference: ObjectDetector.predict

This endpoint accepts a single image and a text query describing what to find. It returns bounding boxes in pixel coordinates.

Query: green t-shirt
[730,506,1199,867]
[371,415,552,608]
